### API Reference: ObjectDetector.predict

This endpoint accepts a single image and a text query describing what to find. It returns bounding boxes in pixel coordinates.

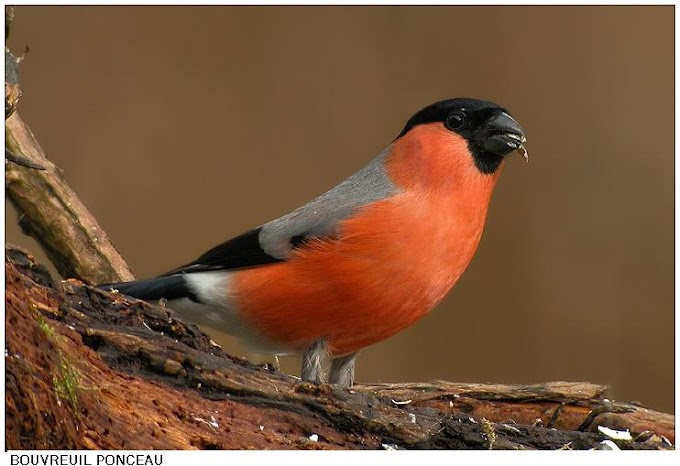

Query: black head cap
[396,98,526,174]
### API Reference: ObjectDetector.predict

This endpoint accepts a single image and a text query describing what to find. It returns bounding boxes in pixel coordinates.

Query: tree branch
[5,114,135,283]
[5,8,133,283]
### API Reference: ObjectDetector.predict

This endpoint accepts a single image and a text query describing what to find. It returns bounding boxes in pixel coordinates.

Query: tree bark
[5,112,135,284]
[5,246,674,450]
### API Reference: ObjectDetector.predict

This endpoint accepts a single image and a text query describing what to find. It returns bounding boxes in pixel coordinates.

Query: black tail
[99,275,197,302]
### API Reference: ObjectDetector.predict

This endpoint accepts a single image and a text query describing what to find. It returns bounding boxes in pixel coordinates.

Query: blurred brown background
[5,6,674,413]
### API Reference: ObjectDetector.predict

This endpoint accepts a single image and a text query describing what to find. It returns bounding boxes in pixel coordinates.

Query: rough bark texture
[5,246,674,450]
[5,6,21,120]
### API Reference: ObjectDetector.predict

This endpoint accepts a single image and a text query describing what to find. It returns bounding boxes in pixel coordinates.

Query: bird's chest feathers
[373,130,500,294]
[348,187,491,308]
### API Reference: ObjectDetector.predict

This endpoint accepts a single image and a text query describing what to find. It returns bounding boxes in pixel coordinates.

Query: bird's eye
[445,111,466,130]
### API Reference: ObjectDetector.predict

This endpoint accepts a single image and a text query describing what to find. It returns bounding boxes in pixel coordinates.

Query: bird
[101,98,527,387]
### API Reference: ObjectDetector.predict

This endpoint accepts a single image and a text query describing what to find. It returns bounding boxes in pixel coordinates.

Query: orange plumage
[234,123,503,356]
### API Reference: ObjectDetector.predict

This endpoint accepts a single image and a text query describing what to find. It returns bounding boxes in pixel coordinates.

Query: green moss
[37,315,57,339]
[36,315,81,411]
[53,355,80,411]
[480,418,496,450]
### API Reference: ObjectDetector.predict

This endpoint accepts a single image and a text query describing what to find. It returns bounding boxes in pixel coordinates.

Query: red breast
[232,122,503,356]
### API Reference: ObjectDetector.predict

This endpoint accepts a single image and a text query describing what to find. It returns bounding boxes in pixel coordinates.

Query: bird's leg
[301,338,329,383]
[329,352,359,387]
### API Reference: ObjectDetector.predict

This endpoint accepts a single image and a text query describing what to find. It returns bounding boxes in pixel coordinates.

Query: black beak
[479,112,527,159]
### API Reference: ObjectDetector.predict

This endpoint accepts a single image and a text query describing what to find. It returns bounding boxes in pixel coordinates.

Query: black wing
[160,227,283,276]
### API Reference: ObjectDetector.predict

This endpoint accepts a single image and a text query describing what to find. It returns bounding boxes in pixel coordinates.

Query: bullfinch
[101,98,527,387]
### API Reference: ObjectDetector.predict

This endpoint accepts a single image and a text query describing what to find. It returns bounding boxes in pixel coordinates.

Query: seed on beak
[517,145,529,162]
